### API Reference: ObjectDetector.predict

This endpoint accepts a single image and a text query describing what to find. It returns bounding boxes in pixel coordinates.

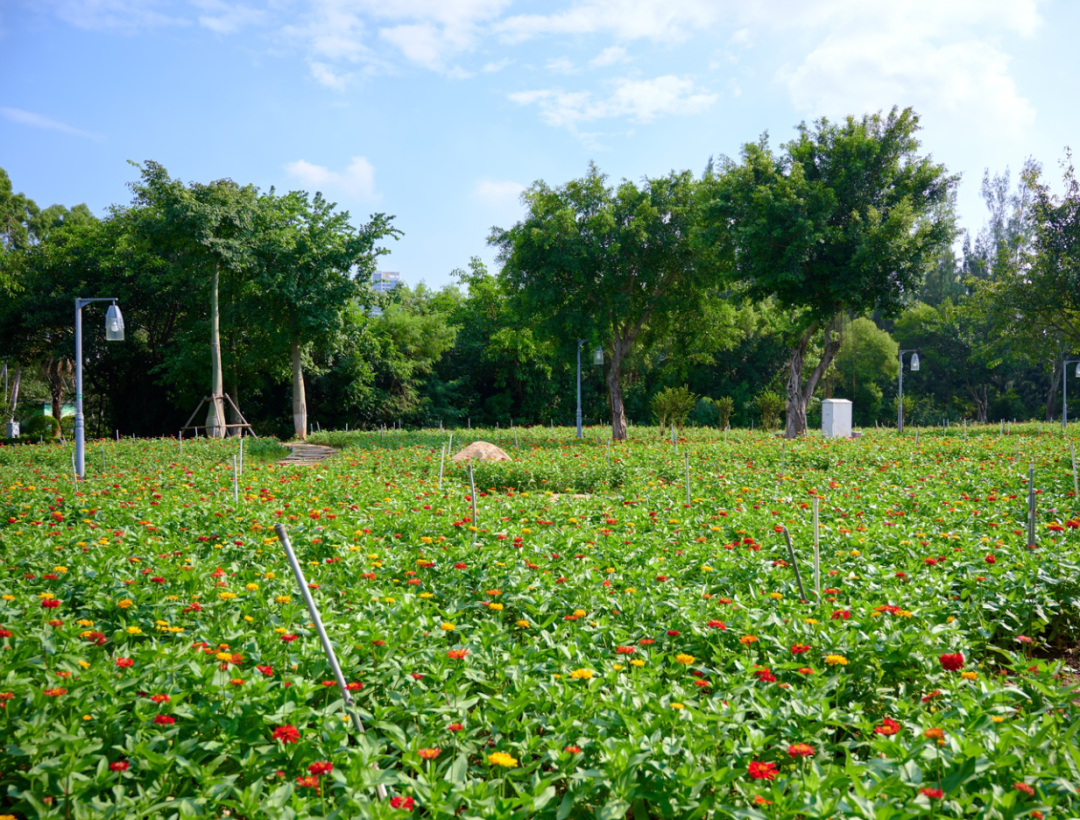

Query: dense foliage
[0,424,1078,818]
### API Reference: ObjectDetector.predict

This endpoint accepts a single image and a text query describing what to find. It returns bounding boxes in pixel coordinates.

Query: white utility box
[821,399,852,438]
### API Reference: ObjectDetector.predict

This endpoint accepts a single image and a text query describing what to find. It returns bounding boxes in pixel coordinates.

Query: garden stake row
[1072,443,1078,498]
[438,445,446,490]
[1028,463,1037,547]
[812,496,821,598]
[274,523,388,802]
[684,452,690,506]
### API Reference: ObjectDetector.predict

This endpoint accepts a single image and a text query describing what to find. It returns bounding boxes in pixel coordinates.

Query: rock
[451,441,511,462]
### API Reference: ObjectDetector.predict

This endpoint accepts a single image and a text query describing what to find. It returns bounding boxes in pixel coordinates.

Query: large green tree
[249,189,399,439]
[707,108,957,437]
[127,162,259,437]
[490,164,736,440]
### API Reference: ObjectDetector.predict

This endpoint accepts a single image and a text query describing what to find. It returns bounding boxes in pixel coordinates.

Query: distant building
[368,271,403,316]
[371,271,402,293]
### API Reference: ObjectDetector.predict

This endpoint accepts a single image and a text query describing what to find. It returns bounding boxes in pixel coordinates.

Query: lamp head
[1075,361,1080,378]
[593,346,604,366]
[910,352,920,372]
[105,303,124,342]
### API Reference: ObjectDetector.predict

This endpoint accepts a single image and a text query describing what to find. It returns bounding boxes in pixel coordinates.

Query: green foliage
[710,396,735,429]
[832,317,899,424]
[754,390,785,430]
[649,385,699,430]
[23,413,59,440]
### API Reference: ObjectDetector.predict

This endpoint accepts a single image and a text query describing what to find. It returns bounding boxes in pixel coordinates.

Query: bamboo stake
[812,497,820,598]
[781,527,808,602]
[469,465,478,546]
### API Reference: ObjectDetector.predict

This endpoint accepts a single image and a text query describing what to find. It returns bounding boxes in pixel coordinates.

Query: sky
[2,0,1078,291]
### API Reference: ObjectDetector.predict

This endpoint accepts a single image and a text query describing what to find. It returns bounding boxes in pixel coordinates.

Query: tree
[127,162,259,437]
[707,108,957,437]
[490,164,737,440]
[832,317,898,425]
[249,189,400,439]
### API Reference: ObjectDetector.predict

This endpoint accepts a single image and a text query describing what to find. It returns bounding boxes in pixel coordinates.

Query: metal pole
[812,497,820,598]
[74,301,85,479]
[469,465,478,546]
[576,340,583,439]
[438,445,445,490]
[781,527,808,602]
[684,451,690,506]
[1027,463,1036,547]
[897,349,904,434]
[273,524,386,800]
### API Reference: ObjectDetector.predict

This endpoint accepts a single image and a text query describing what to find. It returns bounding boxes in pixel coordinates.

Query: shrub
[754,391,785,431]
[24,414,60,441]
[711,397,735,429]
[650,386,699,431]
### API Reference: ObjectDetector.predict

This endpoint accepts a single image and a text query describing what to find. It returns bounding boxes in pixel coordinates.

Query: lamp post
[1064,359,1080,429]
[576,340,585,439]
[75,298,124,478]
[897,349,920,434]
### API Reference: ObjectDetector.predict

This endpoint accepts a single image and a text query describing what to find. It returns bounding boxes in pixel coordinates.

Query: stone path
[278,442,337,466]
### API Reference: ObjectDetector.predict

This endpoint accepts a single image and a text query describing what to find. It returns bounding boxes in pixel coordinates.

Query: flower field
[1,425,1079,819]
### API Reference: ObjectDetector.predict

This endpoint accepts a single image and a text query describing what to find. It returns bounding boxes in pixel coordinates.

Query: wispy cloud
[497,0,721,43]
[473,178,524,209]
[283,156,380,201]
[35,0,188,32]
[589,46,629,68]
[192,0,266,35]
[509,75,716,129]
[1,106,104,140]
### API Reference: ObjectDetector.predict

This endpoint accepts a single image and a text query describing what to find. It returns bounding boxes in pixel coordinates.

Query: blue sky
[2,0,1077,290]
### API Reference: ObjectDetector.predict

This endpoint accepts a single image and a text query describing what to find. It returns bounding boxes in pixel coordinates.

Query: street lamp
[1064,358,1080,429]
[75,298,124,478]
[898,349,920,434]
[576,340,585,439]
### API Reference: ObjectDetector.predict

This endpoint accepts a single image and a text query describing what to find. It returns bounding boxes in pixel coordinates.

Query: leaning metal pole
[74,301,85,478]
[274,523,387,801]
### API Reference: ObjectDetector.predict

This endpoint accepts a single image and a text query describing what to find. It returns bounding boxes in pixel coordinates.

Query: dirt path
[278,442,337,466]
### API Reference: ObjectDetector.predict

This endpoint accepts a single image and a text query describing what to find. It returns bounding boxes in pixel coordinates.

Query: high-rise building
[371,271,401,293]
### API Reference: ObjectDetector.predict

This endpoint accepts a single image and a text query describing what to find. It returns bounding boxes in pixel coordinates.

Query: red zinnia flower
[1013,782,1034,797]
[447,649,469,660]
[296,775,320,790]
[273,724,300,744]
[874,718,901,736]
[153,715,175,725]
[309,761,334,776]
[666,629,680,636]
[257,665,273,675]
[615,646,636,655]
[747,761,778,780]
[938,652,964,671]
[115,657,134,668]
[280,634,298,642]
[44,687,67,697]
[564,745,582,754]
[447,722,463,732]
[791,644,810,654]
[389,795,415,810]
[418,748,441,760]
[919,787,943,799]
[985,554,996,564]
[787,743,814,758]
[921,689,942,703]
[798,667,814,675]
[707,620,726,629]
[831,610,850,620]
[149,694,170,704]
[753,795,772,806]
[41,599,61,609]
[109,761,130,772]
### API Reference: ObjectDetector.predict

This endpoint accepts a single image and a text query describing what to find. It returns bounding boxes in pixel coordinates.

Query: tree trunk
[605,337,629,440]
[1045,358,1062,421]
[785,315,843,439]
[206,263,226,438]
[8,365,21,420]
[291,337,307,440]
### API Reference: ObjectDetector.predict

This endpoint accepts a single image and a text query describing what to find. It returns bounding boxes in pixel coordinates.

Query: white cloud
[497,0,721,43]
[766,0,1042,140]
[509,75,716,128]
[284,156,380,201]
[35,0,188,31]
[0,106,103,140]
[546,57,576,74]
[286,0,511,75]
[482,59,510,72]
[309,61,352,89]
[192,0,266,34]
[589,46,628,68]
[473,179,525,211]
